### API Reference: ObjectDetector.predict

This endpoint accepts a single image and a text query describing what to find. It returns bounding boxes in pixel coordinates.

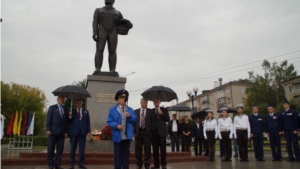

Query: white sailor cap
[220,107,228,112]
[236,104,244,109]
[206,109,214,113]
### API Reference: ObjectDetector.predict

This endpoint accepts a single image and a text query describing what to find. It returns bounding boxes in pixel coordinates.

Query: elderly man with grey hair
[133,98,154,169]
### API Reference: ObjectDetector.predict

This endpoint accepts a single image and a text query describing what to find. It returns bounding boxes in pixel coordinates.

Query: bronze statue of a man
[92,0,133,75]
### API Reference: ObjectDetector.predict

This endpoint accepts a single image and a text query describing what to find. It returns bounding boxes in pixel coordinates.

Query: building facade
[179,79,247,119]
[282,75,300,104]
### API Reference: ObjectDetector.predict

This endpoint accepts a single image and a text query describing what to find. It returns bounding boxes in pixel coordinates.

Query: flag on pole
[27,112,32,130]
[13,111,19,135]
[22,112,28,135]
[17,111,22,135]
[27,113,35,136]
[6,111,15,135]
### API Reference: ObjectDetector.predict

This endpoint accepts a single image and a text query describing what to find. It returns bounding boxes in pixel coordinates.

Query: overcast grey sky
[2,0,300,110]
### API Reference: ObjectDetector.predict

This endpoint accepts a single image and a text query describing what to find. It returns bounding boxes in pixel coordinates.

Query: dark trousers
[170,132,180,152]
[284,130,300,160]
[69,134,87,166]
[204,139,209,155]
[253,133,264,160]
[269,132,282,160]
[152,131,167,167]
[194,137,203,156]
[47,134,65,167]
[219,139,224,156]
[221,131,232,160]
[135,129,151,168]
[114,140,131,169]
[233,138,238,156]
[236,130,248,160]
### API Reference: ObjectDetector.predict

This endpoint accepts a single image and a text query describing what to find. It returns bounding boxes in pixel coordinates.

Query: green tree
[1,81,48,136]
[64,78,87,109]
[245,60,297,116]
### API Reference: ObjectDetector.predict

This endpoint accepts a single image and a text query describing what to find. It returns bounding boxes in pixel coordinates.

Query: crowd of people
[45,89,300,169]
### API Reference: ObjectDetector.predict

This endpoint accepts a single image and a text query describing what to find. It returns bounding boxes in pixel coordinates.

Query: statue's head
[105,0,115,6]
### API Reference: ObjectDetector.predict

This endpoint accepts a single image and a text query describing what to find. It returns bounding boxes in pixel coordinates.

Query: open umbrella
[141,86,178,102]
[168,105,192,112]
[217,108,237,113]
[52,85,91,108]
[191,110,207,120]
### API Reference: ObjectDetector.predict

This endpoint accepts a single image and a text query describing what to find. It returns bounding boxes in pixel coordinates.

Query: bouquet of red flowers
[100,126,112,140]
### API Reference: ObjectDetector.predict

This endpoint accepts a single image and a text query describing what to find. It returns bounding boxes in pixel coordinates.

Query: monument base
[92,71,119,77]
[86,75,126,133]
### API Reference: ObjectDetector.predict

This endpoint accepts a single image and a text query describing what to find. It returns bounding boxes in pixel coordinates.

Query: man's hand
[46,131,51,135]
[193,137,195,140]
[158,109,163,115]
[87,133,91,138]
[117,125,123,130]
[293,130,298,135]
[281,131,284,135]
[69,111,72,116]
[92,34,98,42]
[125,112,130,118]
[250,134,253,138]
[266,133,269,136]
[167,135,170,138]
[65,133,68,137]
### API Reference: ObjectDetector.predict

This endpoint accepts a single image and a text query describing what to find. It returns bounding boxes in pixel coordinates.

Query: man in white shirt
[233,104,251,162]
[218,108,233,162]
[168,114,180,152]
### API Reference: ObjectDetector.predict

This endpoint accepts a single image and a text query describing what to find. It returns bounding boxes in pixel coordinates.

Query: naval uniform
[234,114,251,161]
[203,118,218,161]
[265,112,282,160]
[217,117,233,161]
[249,113,265,161]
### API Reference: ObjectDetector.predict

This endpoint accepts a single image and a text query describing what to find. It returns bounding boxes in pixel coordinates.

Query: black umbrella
[141,86,178,102]
[191,110,207,120]
[52,85,91,108]
[217,108,237,113]
[168,105,192,112]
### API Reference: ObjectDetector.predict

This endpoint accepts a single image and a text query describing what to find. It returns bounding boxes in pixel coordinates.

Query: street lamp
[186,87,199,114]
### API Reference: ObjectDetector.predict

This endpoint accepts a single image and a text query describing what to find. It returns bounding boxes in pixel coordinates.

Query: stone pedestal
[86,75,127,131]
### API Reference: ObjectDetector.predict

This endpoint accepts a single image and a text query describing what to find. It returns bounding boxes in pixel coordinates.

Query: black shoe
[150,167,160,169]
[287,159,295,162]
[228,159,232,162]
[49,167,54,169]
[162,166,167,169]
[218,155,223,157]
[69,166,74,169]
[295,159,300,162]
[79,165,87,169]
[233,155,238,157]
[55,167,63,169]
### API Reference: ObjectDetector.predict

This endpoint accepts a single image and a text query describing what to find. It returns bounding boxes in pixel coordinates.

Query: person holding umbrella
[46,96,69,169]
[68,99,91,169]
[203,110,218,162]
[107,89,137,169]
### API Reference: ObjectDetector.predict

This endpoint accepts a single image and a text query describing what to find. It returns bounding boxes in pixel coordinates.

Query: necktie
[141,109,145,129]
[59,106,64,118]
[155,108,158,117]
[77,108,81,120]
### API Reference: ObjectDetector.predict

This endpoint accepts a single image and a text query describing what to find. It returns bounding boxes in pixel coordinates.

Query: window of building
[289,86,293,93]
[241,87,245,93]
[227,98,231,103]
[242,98,245,103]
[293,82,300,91]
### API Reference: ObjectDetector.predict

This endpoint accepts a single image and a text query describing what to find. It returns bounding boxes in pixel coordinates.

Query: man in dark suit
[281,98,300,162]
[46,96,69,169]
[249,105,265,161]
[192,117,204,156]
[151,98,170,169]
[68,99,91,169]
[134,98,153,169]
[265,104,282,161]
[168,114,180,152]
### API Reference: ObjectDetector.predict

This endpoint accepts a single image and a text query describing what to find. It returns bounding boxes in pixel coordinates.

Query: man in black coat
[168,114,180,152]
[151,98,170,169]
[134,98,153,169]
[192,117,204,156]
